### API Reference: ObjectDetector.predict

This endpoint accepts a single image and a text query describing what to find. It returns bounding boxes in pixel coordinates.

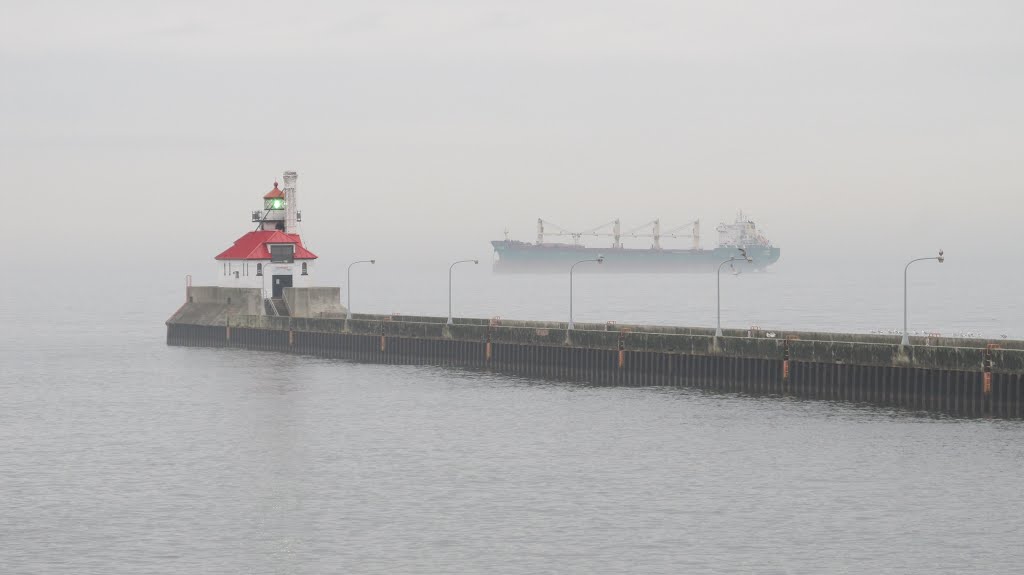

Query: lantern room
[264,182,285,211]
[251,181,301,232]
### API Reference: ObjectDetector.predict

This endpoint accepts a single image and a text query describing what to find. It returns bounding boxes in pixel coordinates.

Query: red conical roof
[263,182,285,199]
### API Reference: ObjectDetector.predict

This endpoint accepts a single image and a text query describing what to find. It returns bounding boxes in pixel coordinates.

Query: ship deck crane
[536,218,699,249]
[625,219,701,250]
[537,219,622,247]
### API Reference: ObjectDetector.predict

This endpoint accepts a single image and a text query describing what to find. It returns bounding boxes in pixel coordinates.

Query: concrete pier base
[166,312,1024,419]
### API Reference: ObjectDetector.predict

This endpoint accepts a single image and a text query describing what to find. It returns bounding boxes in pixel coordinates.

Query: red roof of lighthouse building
[215,230,318,260]
[263,182,285,199]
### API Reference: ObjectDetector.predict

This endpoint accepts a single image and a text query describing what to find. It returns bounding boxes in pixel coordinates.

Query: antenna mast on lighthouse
[282,171,298,234]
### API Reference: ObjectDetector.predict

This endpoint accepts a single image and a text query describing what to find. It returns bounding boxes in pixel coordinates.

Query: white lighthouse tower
[214,171,318,299]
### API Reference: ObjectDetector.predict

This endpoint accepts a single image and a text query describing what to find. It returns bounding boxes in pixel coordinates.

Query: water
[3,268,1024,574]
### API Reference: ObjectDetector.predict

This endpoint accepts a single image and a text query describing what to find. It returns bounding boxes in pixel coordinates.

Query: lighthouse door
[271,274,293,298]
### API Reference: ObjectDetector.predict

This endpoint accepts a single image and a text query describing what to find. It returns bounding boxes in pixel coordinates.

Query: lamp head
[370,259,376,264]
[937,249,944,263]
[473,259,479,264]
[597,255,605,263]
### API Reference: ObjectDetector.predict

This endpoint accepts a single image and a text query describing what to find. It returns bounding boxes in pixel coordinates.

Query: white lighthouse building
[168,170,344,320]
[214,171,318,299]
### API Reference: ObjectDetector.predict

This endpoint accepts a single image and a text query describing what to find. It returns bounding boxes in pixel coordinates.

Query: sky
[2,0,1023,274]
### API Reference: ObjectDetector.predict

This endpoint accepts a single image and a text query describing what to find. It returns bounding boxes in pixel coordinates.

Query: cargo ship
[491,212,780,273]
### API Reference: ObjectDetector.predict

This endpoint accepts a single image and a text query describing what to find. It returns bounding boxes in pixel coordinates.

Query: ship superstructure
[715,210,772,249]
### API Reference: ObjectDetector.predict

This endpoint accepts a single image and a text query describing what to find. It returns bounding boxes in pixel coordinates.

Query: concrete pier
[166,304,1024,419]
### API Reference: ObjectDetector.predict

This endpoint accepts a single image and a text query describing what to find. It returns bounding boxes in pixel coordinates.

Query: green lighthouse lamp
[264,182,286,211]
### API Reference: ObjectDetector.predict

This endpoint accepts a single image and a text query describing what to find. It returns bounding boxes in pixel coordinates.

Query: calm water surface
[2,270,1023,574]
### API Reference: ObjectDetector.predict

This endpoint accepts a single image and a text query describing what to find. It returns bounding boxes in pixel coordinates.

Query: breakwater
[167,311,1024,419]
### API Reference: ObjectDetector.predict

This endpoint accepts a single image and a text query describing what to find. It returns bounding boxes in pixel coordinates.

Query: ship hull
[491,241,780,273]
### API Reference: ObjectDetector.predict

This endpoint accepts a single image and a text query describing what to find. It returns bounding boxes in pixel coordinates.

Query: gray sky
[3,0,1023,271]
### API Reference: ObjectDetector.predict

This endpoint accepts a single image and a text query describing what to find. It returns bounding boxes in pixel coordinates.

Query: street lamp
[568,255,604,330]
[901,249,944,346]
[448,259,478,325]
[715,248,753,338]
[346,259,375,320]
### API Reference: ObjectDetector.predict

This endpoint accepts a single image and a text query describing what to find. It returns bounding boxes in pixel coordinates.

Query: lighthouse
[167,170,345,322]
[214,171,318,299]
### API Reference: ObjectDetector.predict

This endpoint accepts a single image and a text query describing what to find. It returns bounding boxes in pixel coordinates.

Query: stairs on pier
[265,298,290,317]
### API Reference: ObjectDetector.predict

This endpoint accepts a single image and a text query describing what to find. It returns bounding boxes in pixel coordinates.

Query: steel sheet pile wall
[167,314,1024,419]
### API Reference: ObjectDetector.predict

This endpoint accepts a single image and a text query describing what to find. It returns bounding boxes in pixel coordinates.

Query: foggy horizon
[4,0,1023,276]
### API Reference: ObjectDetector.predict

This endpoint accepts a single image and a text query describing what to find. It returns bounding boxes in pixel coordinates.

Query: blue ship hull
[490,241,781,273]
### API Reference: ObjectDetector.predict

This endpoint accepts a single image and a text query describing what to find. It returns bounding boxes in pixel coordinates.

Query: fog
[3,0,1023,281]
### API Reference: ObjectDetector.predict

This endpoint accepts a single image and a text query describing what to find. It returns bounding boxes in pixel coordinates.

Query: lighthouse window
[270,244,294,263]
[301,262,308,275]
[256,263,263,276]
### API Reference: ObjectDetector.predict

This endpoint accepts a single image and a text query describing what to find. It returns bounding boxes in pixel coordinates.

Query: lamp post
[715,248,753,338]
[568,255,604,330]
[346,259,375,320]
[902,250,945,346]
[448,259,478,325]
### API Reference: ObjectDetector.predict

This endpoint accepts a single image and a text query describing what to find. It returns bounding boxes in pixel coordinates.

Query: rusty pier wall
[167,313,1024,419]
